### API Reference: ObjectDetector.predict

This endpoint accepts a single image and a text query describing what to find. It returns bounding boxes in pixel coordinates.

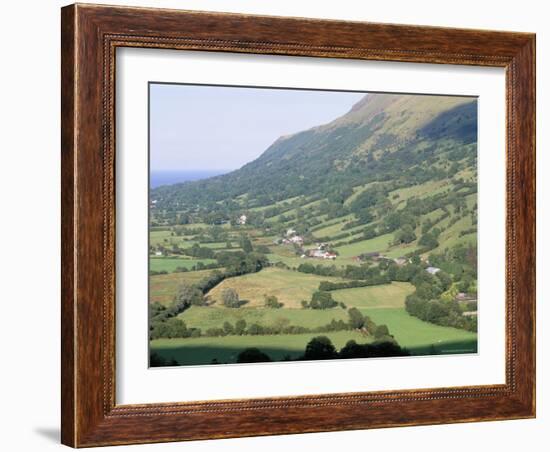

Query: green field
[150,269,221,305]
[330,282,476,354]
[207,267,343,308]
[383,243,421,259]
[389,180,450,207]
[331,282,415,309]
[334,233,393,258]
[434,215,476,252]
[151,330,365,365]
[359,307,477,355]
[311,216,353,238]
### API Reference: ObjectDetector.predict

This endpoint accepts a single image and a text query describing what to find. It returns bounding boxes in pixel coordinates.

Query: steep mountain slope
[152,93,477,214]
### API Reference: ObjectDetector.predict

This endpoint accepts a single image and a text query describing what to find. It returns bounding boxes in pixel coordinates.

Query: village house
[426,266,441,275]
[393,257,408,266]
[289,235,304,245]
[237,214,247,225]
[307,248,337,260]
[286,228,297,237]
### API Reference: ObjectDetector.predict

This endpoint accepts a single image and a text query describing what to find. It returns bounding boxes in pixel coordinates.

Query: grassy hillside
[149,92,479,366]
[151,331,366,365]
[360,308,477,355]
[331,282,414,309]
[207,267,344,308]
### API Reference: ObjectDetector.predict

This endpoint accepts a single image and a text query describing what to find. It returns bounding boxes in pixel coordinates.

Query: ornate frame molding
[62,4,535,447]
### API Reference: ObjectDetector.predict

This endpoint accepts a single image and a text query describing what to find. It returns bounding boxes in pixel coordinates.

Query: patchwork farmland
[149,92,479,366]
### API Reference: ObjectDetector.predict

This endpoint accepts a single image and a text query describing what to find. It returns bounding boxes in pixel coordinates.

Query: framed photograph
[61,3,535,447]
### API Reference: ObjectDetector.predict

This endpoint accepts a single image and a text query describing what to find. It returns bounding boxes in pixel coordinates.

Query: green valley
[149,92,479,366]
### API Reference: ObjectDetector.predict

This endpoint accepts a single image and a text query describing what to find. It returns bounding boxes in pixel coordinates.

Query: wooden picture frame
[61,3,535,447]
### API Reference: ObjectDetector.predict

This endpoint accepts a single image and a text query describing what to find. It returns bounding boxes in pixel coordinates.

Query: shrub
[221,288,241,308]
[309,291,338,310]
[264,295,284,309]
[374,324,390,339]
[303,336,337,360]
[236,348,272,363]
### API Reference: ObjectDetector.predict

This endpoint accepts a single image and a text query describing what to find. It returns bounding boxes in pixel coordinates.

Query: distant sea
[150,170,230,188]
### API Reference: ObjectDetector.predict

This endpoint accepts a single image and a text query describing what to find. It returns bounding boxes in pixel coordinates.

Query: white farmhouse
[286,228,297,237]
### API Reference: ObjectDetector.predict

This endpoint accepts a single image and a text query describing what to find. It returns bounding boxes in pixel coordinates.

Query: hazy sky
[149,83,365,172]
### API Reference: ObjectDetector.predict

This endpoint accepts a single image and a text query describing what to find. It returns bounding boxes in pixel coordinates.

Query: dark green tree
[348,307,365,329]
[239,235,254,253]
[235,319,247,335]
[223,321,234,335]
[172,283,204,311]
[303,336,337,360]
[236,348,272,363]
[264,294,283,308]
[374,324,390,339]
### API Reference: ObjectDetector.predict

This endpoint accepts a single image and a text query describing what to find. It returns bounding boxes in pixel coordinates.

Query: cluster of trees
[405,295,477,332]
[151,302,395,340]
[301,291,339,310]
[297,262,389,282]
[264,295,284,309]
[221,288,246,308]
[149,303,203,340]
[383,245,479,332]
[428,243,478,284]
[417,228,441,252]
[150,352,178,367]
[215,250,268,276]
[235,335,408,364]
[183,243,217,259]
[203,316,352,338]
[174,261,222,273]
[318,278,390,291]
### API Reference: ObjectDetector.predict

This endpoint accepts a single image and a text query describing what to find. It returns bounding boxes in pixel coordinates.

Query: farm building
[285,228,297,237]
[426,266,441,275]
[394,257,408,266]
[307,249,337,260]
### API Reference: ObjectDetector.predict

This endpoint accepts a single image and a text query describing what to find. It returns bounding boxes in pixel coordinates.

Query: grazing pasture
[359,307,477,355]
[207,267,344,308]
[151,330,366,365]
[334,233,393,258]
[150,269,222,305]
[331,282,414,309]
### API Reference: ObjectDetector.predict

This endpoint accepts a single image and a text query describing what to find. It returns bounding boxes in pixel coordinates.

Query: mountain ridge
[151,92,477,229]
